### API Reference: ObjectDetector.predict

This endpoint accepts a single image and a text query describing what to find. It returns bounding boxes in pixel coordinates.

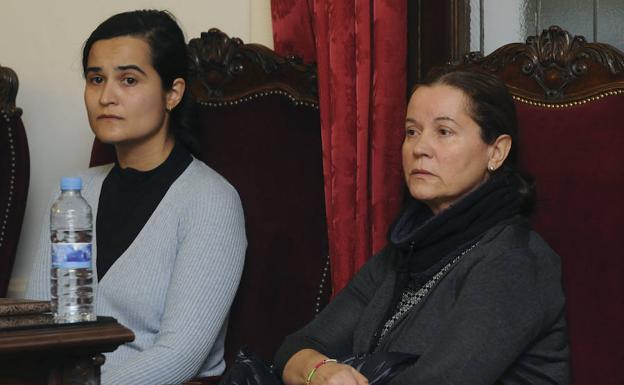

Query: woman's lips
[410,168,434,176]
[97,114,123,120]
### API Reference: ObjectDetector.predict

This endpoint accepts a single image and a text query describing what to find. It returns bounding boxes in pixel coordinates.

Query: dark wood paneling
[408,0,470,88]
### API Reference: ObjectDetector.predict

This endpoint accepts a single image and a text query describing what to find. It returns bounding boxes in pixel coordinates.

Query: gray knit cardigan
[26,159,247,385]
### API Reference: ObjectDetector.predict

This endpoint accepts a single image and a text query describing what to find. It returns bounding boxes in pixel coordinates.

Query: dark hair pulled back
[82,9,197,155]
[417,70,535,213]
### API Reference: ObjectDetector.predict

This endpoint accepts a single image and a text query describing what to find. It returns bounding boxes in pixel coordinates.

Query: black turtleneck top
[96,143,192,281]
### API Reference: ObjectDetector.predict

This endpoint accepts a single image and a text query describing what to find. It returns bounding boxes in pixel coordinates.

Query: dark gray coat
[275,217,570,385]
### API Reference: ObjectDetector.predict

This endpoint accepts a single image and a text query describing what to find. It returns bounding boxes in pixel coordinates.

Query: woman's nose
[412,132,433,158]
[99,82,117,105]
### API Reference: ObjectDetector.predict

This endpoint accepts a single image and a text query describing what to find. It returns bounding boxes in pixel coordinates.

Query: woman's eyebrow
[434,116,457,124]
[84,65,147,76]
[117,65,147,75]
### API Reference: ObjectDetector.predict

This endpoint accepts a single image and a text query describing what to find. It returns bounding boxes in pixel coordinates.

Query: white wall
[470,0,525,54]
[2,0,273,297]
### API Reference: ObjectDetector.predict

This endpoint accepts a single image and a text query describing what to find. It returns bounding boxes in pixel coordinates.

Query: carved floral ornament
[461,26,624,103]
[187,28,251,96]
[186,28,318,106]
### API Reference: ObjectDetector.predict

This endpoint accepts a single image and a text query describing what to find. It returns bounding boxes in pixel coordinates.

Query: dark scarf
[378,172,525,333]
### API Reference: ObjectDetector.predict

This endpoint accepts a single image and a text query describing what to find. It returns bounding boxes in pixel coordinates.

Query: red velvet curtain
[271,0,406,294]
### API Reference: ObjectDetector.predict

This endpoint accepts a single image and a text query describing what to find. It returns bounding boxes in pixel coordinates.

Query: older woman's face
[402,84,494,214]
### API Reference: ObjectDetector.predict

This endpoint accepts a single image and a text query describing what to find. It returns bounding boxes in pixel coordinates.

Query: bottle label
[51,243,92,269]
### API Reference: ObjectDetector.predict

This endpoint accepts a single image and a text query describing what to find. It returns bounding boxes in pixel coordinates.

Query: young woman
[26,10,247,385]
[274,71,570,385]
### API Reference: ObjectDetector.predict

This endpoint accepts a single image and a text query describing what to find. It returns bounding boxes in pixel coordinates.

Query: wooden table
[0,316,134,385]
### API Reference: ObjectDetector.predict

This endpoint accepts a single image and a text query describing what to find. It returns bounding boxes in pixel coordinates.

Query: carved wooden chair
[0,64,29,297]
[90,29,330,383]
[446,26,624,385]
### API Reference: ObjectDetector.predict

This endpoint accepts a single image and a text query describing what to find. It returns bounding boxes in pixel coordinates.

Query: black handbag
[340,352,418,384]
[219,347,418,385]
[218,348,282,385]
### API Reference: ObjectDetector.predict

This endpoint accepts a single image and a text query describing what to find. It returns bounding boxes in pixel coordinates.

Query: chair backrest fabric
[89,29,330,366]
[444,26,624,385]
[0,64,29,297]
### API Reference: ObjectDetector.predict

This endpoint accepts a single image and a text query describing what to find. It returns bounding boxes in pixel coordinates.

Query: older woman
[274,71,569,385]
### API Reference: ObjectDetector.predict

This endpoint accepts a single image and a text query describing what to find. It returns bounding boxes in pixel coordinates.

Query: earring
[488,165,495,172]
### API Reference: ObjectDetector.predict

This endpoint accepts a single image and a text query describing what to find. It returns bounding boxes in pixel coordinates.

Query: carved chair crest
[0,64,22,118]
[455,26,624,103]
[187,28,318,107]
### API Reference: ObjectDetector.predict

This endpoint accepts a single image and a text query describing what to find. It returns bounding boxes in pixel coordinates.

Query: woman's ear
[488,134,512,171]
[165,78,186,111]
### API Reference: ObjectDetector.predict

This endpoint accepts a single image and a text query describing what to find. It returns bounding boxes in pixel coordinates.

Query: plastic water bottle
[50,177,96,323]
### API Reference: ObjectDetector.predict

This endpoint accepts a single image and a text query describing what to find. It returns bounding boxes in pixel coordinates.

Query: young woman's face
[84,36,172,149]
[402,84,495,214]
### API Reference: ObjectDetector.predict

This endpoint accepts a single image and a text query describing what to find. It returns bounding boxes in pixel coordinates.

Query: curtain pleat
[271,0,406,294]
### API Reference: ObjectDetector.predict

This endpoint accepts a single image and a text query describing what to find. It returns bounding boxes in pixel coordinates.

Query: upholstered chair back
[0,64,29,297]
[187,29,329,366]
[90,29,330,374]
[448,26,624,385]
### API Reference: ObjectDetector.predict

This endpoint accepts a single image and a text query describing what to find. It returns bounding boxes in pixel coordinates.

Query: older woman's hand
[310,362,369,385]
[282,349,368,385]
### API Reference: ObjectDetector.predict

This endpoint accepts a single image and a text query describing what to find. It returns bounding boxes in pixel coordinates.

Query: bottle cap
[60,177,82,191]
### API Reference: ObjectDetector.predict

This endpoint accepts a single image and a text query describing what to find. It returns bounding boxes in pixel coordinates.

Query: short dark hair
[416,70,535,213]
[82,10,197,153]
